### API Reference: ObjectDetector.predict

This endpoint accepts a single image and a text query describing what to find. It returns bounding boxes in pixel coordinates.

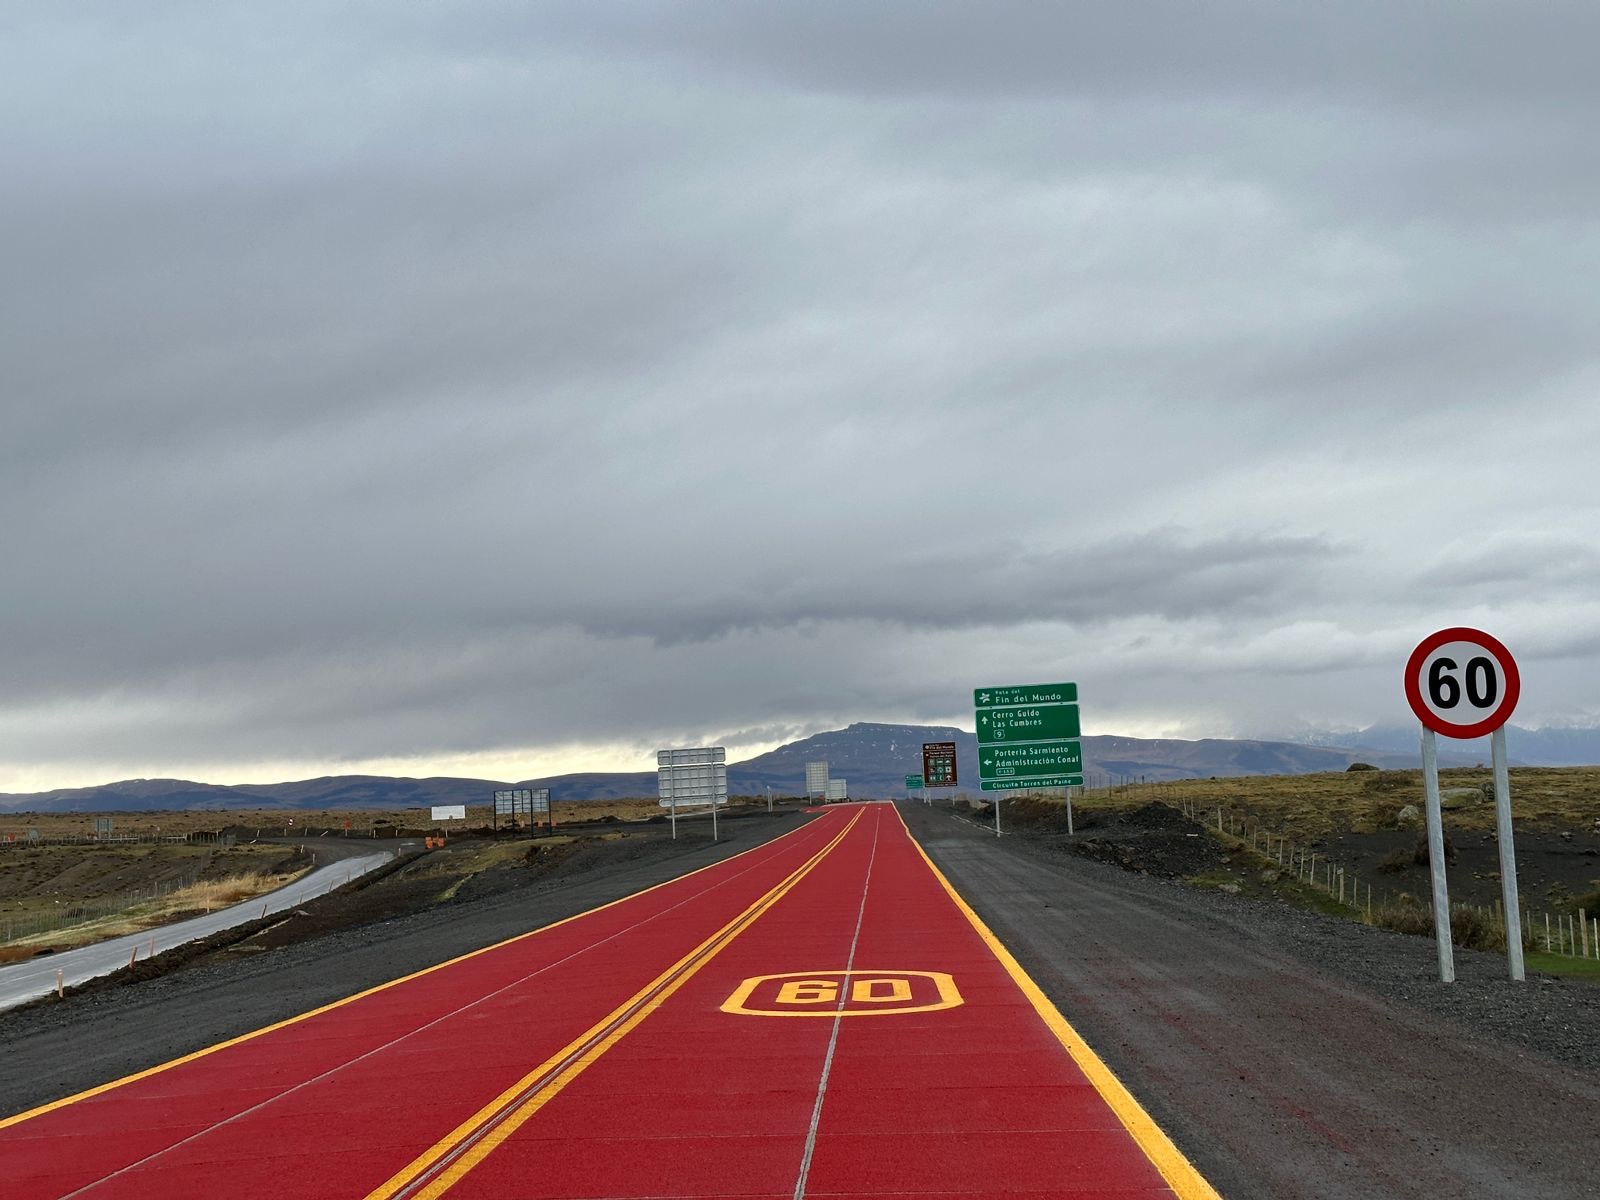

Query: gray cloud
[3,4,1598,789]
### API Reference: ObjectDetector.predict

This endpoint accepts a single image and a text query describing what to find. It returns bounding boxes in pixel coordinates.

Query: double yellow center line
[364,809,863,1200]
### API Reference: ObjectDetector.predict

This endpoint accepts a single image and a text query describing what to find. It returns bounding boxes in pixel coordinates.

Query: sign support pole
[670,796,677,841]
[993,795,1001,837]
[1420,726,1455,983]
[711,796,718,843]
[1492,726,1524,981]
[1066,787,1074,836]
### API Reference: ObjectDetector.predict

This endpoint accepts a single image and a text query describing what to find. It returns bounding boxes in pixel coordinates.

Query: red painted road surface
[0,805,1217,1199]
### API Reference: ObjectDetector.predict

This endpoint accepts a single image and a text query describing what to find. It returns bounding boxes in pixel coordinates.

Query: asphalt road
[902,800,1600,1200]
[2,805,1213,1199]
[0,843,403,1011]
[5,800,1596,1197]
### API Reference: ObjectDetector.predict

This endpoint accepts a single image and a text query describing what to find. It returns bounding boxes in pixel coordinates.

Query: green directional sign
[979,743,1083,779]
[974,683,1077,708]
[982,774,1084,792]
[975,679,1084,792]
[905,774,924,790]
[975,704,1080,742]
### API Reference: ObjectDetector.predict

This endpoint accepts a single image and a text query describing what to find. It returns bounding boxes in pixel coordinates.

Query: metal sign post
[1418,727,1455,983]
[1405,627,1524,983]
[1491,725,1524,981]
[494,789,544,835]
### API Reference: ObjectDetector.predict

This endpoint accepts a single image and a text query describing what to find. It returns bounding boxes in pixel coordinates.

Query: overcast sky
[4,3,1598,792]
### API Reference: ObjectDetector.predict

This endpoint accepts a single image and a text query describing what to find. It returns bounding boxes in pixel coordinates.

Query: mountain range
[5,719,1587,813]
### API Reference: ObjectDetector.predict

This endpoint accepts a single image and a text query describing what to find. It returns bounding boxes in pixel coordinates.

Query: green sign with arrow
[975,680,1083,792]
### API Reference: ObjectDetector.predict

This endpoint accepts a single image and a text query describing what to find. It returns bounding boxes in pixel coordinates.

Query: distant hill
[0,719,1536,813]
[1287,722,1600,766]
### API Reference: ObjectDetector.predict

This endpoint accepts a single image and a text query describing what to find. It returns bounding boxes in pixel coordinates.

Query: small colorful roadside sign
[905,775,924,790]
[922,742,957,788]
[1404,627,1524,983]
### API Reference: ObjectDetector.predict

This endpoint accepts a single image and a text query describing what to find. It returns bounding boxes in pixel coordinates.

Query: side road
[902,801,1600,1200]
[0,841,402,1011]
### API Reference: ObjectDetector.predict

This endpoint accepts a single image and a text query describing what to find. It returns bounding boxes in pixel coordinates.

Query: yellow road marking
[0,811,827,1133]
[365,810,863,1200]
[893,806,1225,1200]
[721,969,962,1017]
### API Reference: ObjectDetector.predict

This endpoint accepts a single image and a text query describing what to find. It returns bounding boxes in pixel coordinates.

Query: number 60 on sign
[1404,627,1521,738]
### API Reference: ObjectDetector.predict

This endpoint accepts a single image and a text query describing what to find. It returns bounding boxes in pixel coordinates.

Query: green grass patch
[1525,950,1600,983]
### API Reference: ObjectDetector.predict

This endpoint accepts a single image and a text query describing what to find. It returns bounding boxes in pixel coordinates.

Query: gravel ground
[963,798,1600,1068]
[907,800,1600,1200]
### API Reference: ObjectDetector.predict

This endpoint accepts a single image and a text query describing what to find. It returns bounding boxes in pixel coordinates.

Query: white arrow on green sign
[975,705,1080,742]
[980,744,1083,778]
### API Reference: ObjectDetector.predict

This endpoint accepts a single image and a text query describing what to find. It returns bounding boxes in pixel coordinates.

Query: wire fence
[1178,797,1600,961]
[2,873,209,944]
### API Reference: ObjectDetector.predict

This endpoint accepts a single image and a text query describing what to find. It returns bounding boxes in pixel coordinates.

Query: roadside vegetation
[0,858,312,961]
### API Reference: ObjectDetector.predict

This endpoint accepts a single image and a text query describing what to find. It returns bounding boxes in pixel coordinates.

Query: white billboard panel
[805,761,829,797]
[494,790,522,815]
[431,805,467,821]
[658,746,728,808]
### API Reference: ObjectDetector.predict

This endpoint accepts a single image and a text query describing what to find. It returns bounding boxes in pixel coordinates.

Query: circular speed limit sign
[1404,627,1520,739]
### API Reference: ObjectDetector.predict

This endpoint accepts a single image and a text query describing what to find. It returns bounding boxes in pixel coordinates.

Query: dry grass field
[0,841,310,955]
[0,795,776,953]
[0,795,767,843]
[0,869,310,959]
[1060,765,1600,838]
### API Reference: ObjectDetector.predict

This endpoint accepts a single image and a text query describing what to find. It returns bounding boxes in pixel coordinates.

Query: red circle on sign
[1404,626,1520,738]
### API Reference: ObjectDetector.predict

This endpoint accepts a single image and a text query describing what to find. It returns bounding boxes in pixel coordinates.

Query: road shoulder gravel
[902,800,1600,1200]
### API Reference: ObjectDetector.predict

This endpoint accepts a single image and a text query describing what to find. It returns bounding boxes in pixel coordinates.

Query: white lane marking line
[793,806,881,1199]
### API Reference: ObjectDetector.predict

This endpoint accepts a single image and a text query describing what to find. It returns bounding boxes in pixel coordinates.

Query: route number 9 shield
[1404,627,1520,739]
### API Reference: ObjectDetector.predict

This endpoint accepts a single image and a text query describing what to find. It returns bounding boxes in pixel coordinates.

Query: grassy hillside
[1084,765,1600,837]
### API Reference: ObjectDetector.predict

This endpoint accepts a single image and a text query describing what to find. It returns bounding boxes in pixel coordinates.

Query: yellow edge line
[0,810,825,1132]
[893,806,1225,1200]
[371,810,862,1200]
